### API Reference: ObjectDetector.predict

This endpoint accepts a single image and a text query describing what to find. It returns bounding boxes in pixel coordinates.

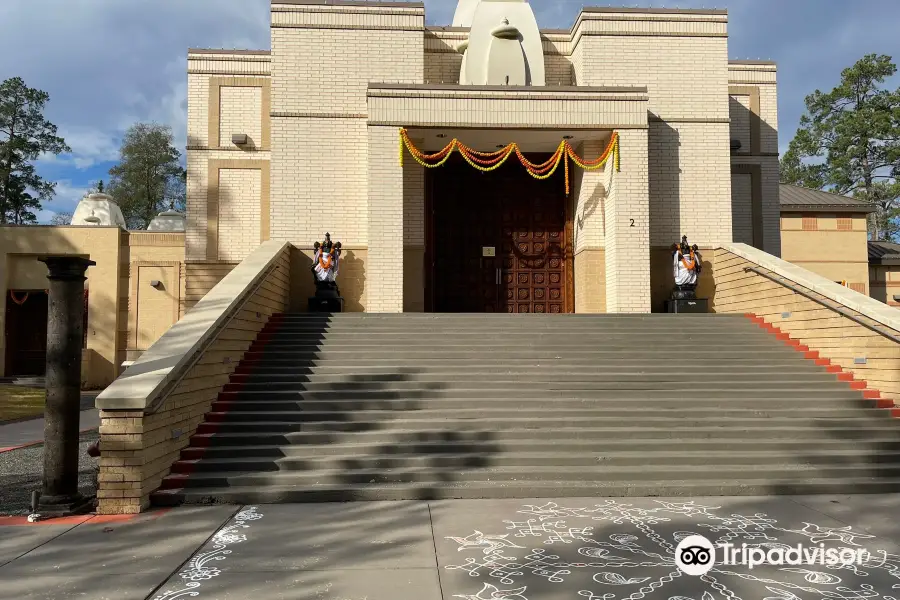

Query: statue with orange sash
[309,233,344,312]
[667,235,707,313]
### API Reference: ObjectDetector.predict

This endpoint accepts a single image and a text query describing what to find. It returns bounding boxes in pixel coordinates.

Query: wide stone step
[232,365,834,378]
[202,407,890,424]
[272,313,746,321]
[247,341,788,351]
[222,378,852,393]
[217,388,866,401]
[236,357,817,370]
[256,329,772,339]
[196,415,892,435]
[190,424,900,445]
[210,398,891,413]
[241,349,804,361]
[150,476,900,506]
[160,463,900,490]
[180,438,900,460]
[171,447,900,473]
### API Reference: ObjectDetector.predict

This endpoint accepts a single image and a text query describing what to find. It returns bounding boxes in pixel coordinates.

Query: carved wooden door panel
[428,154,571,313]
[499,190,567,313]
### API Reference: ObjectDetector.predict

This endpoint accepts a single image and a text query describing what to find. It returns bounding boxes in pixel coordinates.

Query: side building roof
[779,184,876,213]
[869,240,900,265]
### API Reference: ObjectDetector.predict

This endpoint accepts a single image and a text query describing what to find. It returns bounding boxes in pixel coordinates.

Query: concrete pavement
[1,494,899,600]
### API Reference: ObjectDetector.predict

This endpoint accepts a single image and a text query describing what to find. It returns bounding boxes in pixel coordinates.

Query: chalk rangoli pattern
[444,501,898,600]
[152,506,264,600]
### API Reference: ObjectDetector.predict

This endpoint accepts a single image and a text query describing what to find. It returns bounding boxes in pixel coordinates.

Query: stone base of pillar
[36,493,94,518]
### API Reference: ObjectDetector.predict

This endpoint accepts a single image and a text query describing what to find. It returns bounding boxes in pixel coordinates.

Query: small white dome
[147,209,186,232]
[70,193,127,229]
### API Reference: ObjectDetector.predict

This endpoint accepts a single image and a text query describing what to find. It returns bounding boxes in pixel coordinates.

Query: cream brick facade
[185,1,780,314]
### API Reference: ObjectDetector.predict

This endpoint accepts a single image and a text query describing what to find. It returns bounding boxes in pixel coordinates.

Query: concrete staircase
[151,313,900,505]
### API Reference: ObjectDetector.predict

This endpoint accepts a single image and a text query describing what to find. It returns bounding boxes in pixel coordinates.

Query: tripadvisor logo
[674,535,876,575]
[675,535,716,576]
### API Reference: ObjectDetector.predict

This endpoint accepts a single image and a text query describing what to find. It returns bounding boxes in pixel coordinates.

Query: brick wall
[729,61,780,256]
[186,52,271,263]
[219,86,263,147]
[605,128,651,312]
[572,11,733,250]
[574,249,606,313]
[781,212,870,293]
[367,126,404,312]
[218,169,262,262]
[573,140,607,254]
[712,245,900,404]
[183,263,238,314]
[97,243,290,514]
[268,2,424,251]
[871,265,900,307]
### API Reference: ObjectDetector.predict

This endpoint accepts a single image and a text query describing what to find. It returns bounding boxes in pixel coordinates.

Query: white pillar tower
[453,0,545,86]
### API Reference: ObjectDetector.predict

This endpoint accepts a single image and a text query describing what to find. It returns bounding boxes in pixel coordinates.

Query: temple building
[185,0,780,314]
[0,195,187,387]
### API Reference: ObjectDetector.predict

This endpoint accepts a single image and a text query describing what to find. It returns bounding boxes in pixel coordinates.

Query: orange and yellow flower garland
[399,128,620,195]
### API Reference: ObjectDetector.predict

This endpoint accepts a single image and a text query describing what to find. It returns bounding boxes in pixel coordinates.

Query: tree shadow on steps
[764,410,900,495]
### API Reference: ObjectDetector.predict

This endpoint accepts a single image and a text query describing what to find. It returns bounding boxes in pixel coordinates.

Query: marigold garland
[399,129,620,195]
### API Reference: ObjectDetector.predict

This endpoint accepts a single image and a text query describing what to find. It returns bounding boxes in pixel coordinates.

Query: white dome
[458,1,544,86]
[147,210,186,232]
[70,193,127,228]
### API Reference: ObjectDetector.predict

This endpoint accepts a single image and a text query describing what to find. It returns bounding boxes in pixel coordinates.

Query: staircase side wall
[96,244,291,515]
[712,244,900,404]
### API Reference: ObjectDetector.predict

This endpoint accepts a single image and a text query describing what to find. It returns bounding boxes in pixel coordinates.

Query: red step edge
[743,313,894,410]
[153,314,286,499]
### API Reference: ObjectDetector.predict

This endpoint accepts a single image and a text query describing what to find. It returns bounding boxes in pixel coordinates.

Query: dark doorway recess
[5,290,49,377]
[425,153,574,313]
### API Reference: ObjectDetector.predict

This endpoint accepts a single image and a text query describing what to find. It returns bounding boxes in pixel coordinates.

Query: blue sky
[1,0,898,223]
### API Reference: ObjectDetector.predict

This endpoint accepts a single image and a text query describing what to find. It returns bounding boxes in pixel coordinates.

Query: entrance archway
[425,153,574,313]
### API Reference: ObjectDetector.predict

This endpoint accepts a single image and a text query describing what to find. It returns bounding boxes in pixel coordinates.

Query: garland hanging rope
[9,291,29,306]
[399,128,620,195]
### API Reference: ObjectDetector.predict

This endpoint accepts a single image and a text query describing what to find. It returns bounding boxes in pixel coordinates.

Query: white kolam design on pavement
[153,506,264,600]
[445,500,899,600]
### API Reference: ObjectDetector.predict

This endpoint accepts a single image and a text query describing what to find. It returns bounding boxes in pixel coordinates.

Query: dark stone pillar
[36,256,95,516]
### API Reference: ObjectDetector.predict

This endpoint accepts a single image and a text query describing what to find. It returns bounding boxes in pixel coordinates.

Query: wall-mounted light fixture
[150,280,162,289]
[232,133,249,146]
[563,135,574,140]
[893,294,900,303]
[436,133,447,138]
[730,139,742,152]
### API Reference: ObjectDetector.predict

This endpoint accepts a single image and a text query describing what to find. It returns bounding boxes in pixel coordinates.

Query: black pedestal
[666,298,708,313]
[308,296,344,312]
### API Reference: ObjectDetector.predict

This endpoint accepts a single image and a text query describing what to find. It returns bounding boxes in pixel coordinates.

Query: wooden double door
[426,154,573,313]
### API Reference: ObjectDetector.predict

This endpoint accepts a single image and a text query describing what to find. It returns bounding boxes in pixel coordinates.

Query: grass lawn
[0,386,45,424]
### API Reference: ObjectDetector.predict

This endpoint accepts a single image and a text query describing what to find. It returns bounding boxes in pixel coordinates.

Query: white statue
[454,0,545,86]
[673,236,702,287]
[312,233,342,284]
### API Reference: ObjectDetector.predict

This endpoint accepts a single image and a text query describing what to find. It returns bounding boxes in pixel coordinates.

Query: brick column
[604,129,651,313]
[367,125,404,312]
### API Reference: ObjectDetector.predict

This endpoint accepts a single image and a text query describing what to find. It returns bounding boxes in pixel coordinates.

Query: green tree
[0,77,70,224]
[781,54,900,240]
[107,123,186,229]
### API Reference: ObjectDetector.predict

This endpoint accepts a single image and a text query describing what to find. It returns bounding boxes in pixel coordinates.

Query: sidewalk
[0,393,100,451]
[0,494,898,600]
